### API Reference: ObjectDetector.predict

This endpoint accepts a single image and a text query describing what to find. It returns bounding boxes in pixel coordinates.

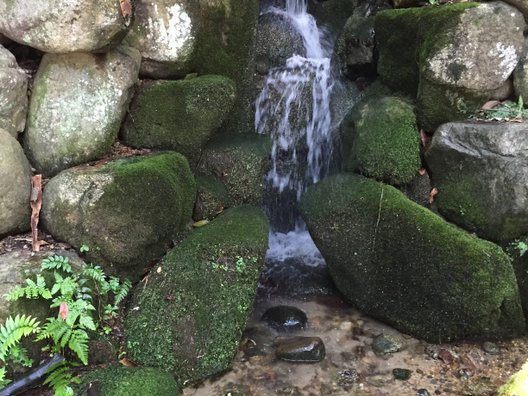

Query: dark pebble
[417,389,430,396]
[262,305,307,332]
[392,368,412,380]
[275,336,325,363]
[482,341,500,355]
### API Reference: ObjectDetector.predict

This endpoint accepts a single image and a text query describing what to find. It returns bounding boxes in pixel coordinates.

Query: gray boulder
[255,11,306,75]
[0,0,129,53]
[425,121,528,243]
[376,2,525,131]
[300,174,525,342]
[24,47,141,177]
[0,128,31,237]
[0,45,28,136]
[41,153,196,281]
[514,47,528,101]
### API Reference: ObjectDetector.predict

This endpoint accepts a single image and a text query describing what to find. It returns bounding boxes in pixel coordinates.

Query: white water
[255,0,335,266]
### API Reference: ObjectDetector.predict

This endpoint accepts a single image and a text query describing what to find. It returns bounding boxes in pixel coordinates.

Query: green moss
[506,236,528,318]
[196,134,271,206]
[341,96,421,185]
[193,175,232,221]
[122,76,236,165]
[300,174,525,342]
[375,3,478,96]
[124,206,269,385]
[77,365,181,396]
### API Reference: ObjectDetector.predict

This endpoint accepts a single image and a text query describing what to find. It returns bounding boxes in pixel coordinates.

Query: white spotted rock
[0,45,28,136]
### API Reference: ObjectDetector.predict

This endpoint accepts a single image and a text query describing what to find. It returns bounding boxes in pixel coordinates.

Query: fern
[5,275,52,301]
[82,265,107,285]
[67,330,89,365]
[44,361,80,396]
[113,278,132,306]
[0,367,10,388]
[41,256,72,273]
[0,314,40,361]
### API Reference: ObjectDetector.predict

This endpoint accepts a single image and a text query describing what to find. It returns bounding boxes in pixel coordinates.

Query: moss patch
[121,75,236,165]
[77,365,181,396]
[193,175,233,221]
[341,96,420,185]
[300,174,525,342]
[124,206,269,385]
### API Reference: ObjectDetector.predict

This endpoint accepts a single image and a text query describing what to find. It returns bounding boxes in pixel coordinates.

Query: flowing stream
[255,0,339,287]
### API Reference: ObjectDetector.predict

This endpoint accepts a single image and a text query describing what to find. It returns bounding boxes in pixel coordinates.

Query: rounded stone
[0,0,128,53]
[0,45,28,136]
[393,368,412,381]
[274,336,326,363]
[261,305,308,332]
[372,334,406,355]
[0,128,31,236]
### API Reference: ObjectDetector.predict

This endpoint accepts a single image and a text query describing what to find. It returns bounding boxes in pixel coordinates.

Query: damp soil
[183,294,528,396]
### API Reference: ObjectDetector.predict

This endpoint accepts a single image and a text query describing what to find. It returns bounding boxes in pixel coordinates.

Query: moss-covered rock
[300,174,525,342]
[506,237,528,318]
[121,75,236,165]
[307,0,357,36]
[375,2,525,131]
[193,175,233,221]
[0,45,28,136]
[340,95,420,185]
[124,206,268,385]
[77,365,181,396]
[196,134,271,206]
[42,153,196,281]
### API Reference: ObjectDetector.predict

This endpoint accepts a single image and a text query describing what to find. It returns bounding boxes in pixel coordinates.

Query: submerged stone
[393,368,412,381]
[261,305,308,332]
[372,334,406,355]
[274,336,325,363]
[300,174,525,342]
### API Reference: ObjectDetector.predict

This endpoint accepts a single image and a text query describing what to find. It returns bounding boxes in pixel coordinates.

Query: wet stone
[417,389,431,396]
[262,305,308,332]
[337,368,359,389]
[482,341,500,355]
[372,334,406,355]
[274,336,325,363]
[392,368,412,381]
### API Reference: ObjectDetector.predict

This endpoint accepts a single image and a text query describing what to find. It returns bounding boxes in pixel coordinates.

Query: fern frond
[67,330,89,365]
[41,256,72,274]
[113,278,132,305]
[0,314,40,361]
[44,361,79,396]
[0,366,10,387]
[5,275,52,301]
[82,265,106,285]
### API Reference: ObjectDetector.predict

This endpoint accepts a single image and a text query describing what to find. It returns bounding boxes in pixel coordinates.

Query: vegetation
[0,255,131,395]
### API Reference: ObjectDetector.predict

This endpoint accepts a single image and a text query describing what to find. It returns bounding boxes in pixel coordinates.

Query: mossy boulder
[196,134,271,206]
[425,122,528,243]
[307,0,357,36]
[375,2,525,131]
[124,206,268,385]
[0,45,28,136]
[77,365,181,396]
[340,95,420,185]
[300,174,525,342]
[507,237,528,318]
[0,128,31,237]
[193,175,233,221]
[41,153,196,281]
[24,47,141,177]
[121,75,235,165]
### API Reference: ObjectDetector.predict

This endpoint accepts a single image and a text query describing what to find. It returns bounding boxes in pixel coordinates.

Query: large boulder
[0,45,28,136]
[24,47,141,177]
[0,128,31,237]
[121,75,236,165]
[196,134,270,206]
[125,0,259,80]
[425,122,528,243]
[514,47,528,101]
[255,11,305,75]
[375,2,525,131]
[41,153,196,281]
[307,0,357,36]
[0,0,129,53]
[124,206,268,385]
[79,365,181,396]
[340,95,421,185]
[300,174,525,342]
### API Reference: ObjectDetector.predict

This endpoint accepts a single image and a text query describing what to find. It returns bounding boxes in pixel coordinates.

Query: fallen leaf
[428,187,439,204]
[418,168,427,176]
[438,348,456,364]
[119,0,133,18]
[119,357,137,367]
[59,301,68,320]
[420,129,431,149]
[192,220,210,228]
[30,175,43,252]
[481,100,501,110]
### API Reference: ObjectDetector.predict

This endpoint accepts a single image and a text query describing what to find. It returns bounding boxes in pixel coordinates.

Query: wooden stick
[30,175,42,252]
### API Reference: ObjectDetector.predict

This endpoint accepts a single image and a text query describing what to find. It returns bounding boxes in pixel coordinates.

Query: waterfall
[255,0,336,274]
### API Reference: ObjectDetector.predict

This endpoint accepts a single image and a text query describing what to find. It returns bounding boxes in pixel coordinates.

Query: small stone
[482,341,500,355]
[417,389,430,396]
[262,305,307,332]
[338,368,359,389]
[339,321,353,331]
[274,336,325,363]
[392,368,412,381]
[372,334,405,355]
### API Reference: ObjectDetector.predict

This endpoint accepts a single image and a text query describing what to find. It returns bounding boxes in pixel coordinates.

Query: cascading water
[255,0,341,290]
